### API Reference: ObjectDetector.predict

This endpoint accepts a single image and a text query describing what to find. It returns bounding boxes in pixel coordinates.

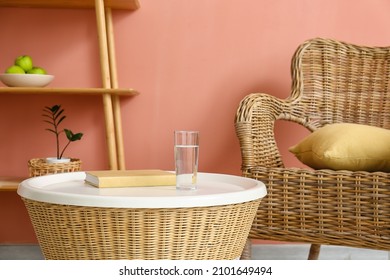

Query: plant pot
[28,158,82,177]
[45,157,71,164]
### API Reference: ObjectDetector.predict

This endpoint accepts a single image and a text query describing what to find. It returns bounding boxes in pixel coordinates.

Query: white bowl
[0,73,54,87]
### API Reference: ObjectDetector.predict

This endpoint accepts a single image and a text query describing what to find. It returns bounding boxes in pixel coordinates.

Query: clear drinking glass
[174,131,199,190]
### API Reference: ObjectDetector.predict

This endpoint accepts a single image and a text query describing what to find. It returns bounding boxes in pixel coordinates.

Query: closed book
[85,169,176,188]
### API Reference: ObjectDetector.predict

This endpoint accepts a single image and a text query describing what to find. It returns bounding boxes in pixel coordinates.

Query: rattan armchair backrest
[236,38,390,171]
[290,38,390,129]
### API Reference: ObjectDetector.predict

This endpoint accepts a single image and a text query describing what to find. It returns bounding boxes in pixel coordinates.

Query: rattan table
[18,172,266,260]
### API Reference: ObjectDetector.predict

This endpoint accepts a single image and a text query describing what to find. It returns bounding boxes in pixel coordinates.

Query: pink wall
[1,0,390,243]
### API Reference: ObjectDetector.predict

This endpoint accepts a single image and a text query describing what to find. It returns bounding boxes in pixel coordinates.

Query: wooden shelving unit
[0,0,140,190]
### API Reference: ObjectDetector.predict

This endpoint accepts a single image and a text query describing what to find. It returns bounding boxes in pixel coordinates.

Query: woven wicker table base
[22,198,261,260]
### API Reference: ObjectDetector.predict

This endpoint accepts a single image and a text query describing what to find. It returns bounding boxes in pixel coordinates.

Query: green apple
[5,65,25,74]
[27,67,47,75]
[14,55,33,72]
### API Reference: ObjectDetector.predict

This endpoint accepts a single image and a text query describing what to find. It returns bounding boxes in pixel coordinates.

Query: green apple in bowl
[15,55,33,72]
[27,67,47,75]
[5,65,25,74]
[1,55,53,87]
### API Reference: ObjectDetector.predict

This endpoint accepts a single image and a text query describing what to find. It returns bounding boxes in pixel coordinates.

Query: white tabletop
[18,172,266,208]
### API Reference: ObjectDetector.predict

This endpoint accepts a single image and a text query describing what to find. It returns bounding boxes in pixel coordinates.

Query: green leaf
[71,133,83,141]
[64,129,83,142]
[64,129,73,139]
[44,106,53,112]
[45,128,57,134]
[42,109,51,115]
[42,113,52,119]
[57,115,66,126]
[50,105,60,114]
[54,109,64,119]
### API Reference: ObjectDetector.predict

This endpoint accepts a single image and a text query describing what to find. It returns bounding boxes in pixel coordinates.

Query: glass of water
[174,131,199,190]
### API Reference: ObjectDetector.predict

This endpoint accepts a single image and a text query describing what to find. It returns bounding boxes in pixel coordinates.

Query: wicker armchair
[235,38,390,259]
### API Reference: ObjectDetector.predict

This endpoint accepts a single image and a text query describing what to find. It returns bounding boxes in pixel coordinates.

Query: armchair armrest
[235,93,292,172]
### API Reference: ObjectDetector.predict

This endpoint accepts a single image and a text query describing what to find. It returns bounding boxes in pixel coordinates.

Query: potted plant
[43,104,83,163]
[28,104,84,177]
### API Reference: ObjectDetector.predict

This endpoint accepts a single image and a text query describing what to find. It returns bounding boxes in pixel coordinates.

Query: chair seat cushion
[289,123,390,172]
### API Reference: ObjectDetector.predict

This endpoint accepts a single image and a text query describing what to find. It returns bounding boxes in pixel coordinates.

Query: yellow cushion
[289,123,390,172]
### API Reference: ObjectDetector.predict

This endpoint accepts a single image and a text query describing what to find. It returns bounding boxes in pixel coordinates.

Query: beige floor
[251,244,389,260]
[0,244,389,260]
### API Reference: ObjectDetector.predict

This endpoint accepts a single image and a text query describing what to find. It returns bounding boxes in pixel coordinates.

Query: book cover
[85,169,176,188]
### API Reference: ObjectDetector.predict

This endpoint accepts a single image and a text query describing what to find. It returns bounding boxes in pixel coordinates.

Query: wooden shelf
[0,176,25,191]
[0,0,140,10]
[0,87,139,96]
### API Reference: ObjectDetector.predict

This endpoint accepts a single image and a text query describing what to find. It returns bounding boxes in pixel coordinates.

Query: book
[84,169,176,188]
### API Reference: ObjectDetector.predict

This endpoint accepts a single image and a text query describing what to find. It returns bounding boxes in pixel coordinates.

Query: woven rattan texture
[235,38,390,257]
[28,158,82,177]
[22,198,261,260]
[249,168,390,249]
